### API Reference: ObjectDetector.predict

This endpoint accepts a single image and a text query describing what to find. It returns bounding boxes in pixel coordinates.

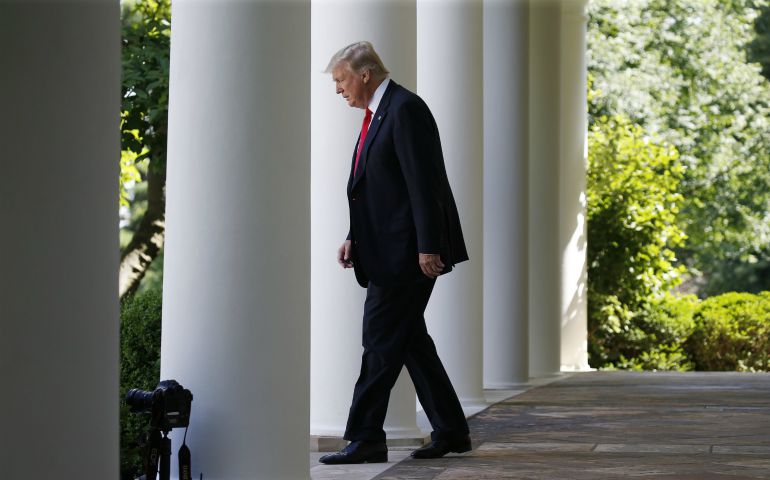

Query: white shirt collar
[367,77,390,116]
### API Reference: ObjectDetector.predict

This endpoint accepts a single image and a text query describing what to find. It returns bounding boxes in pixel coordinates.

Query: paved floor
[310,376,562,480]
[313,372,770,479]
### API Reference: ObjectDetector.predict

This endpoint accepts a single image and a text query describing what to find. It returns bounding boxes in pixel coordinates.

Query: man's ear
[362,70,370,84]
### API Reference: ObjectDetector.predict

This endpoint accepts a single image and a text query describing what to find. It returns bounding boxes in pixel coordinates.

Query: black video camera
[126,379,193,433]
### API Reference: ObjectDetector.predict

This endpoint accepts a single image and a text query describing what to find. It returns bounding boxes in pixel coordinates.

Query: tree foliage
[587,116,690,368]
[588,0,770,296]
[587,116,686,305]
[121,0,170,176]
[748,4,770,79]
[120,0,171,299]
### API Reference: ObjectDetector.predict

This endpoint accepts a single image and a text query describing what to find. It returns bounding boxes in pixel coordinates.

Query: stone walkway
[370,372,770,479]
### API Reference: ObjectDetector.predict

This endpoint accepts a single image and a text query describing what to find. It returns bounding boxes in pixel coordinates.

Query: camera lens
[125,388,156,413]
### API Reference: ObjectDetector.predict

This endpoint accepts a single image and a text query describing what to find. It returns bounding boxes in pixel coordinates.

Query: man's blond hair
[325,41,389,80]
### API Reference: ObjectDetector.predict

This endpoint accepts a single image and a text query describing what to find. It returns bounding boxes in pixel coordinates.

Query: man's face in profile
[332,63,369,109]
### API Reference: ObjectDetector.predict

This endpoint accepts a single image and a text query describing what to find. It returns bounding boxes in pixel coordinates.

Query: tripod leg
[159,433,172,480]
[145,429,162,480]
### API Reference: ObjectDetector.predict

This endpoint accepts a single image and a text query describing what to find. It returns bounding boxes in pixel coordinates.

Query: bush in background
[595,290,770,372]
[611,293,698,371]
[587,115,688,369]
[120,289,162,480]
[592,292,697,371]
[686,292,770,371]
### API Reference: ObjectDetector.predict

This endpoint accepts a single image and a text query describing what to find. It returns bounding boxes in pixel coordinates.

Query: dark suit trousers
[343,276,469,443]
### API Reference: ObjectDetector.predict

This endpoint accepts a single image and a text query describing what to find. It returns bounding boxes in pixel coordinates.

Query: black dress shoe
[410,435,472,459]
[319,440,388,464]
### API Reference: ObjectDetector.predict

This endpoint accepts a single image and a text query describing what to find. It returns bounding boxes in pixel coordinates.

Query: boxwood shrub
[120,289,162,479]
[592,291,770,372]
[591,292,698,371]
[685,292,770,371]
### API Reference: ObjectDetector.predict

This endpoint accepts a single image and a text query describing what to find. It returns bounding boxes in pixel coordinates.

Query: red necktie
[354,108,373,176]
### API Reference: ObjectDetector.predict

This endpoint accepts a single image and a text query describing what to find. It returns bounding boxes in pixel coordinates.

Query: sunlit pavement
[313,372,770,479]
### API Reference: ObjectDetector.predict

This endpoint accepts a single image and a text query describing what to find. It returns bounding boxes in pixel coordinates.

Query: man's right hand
[338,240,353,268]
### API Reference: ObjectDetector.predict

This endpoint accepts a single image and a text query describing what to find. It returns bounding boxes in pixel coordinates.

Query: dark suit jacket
[346,80,468,288]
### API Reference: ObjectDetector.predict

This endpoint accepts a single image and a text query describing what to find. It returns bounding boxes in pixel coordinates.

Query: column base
[459,399,491,419]
[561,363,593,372]
[484,381,532,390]
[310,434,430,452]
[460,397,490,410]
[529,370,566,379]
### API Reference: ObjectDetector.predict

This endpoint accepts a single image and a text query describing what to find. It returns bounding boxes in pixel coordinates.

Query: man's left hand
[419,253,445,279]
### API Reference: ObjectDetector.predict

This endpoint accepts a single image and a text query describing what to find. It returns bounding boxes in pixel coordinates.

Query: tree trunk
[119,166,166,300]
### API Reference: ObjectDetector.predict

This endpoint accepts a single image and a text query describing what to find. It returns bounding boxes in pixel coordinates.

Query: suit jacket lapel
[347,141,358,194]
[350,81,397,191]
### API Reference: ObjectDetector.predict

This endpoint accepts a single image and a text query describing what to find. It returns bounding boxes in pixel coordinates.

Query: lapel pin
[378,115,382,120]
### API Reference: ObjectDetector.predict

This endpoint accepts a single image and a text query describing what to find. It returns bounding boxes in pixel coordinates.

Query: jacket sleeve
[393,98,445,254]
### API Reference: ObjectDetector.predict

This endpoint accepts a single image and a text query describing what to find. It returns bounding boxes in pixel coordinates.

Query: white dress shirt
[366,77,390,126]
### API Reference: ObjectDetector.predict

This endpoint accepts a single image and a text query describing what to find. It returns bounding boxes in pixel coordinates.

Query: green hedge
[593,291,770,372]
[685,292,770,371]
[591,293,697,371]
[120,289,162,480]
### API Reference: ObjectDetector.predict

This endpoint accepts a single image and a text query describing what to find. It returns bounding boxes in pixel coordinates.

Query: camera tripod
[126,379,194,480]
[139,428,192,480]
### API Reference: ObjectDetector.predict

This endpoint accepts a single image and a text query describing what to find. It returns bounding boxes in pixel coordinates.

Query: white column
[528,1,563,378]
[310,0,424,447]
[161,2,310,479]
[418,0,486,408]
[559,0,590,372]
[483,0,530,388]
[0,3,119,478]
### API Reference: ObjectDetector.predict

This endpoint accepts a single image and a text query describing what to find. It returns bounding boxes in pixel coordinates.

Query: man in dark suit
[319,41,471,465]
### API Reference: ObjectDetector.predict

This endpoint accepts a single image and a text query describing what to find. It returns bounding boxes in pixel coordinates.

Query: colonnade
[1,0,588,478]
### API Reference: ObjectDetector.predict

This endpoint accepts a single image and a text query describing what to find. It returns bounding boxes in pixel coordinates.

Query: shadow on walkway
[374,371,770,479]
